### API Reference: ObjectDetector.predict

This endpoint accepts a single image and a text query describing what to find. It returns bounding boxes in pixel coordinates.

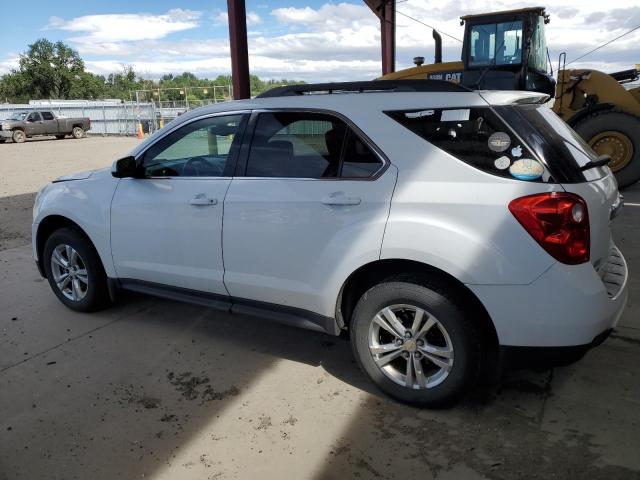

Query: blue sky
[1,0,638,82]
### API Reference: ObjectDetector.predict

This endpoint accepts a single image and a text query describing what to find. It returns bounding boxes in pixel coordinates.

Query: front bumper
[469,244,628,348]
[0,130,13,139]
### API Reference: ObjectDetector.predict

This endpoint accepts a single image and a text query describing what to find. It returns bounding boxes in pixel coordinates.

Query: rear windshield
[385,105,605,183]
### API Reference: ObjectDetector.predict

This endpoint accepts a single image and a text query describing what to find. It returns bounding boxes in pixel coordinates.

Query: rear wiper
[580,154,610,171]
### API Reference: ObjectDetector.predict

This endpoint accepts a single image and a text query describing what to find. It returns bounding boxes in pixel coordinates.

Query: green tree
[18,39,87,99]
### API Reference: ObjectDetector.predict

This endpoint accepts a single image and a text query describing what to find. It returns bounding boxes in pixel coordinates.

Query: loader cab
[460,7,555,97]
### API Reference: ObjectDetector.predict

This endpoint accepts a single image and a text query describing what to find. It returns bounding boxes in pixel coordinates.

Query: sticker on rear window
[511,145,523,157]
[494,156,511,170]
[509,159,544,181]
[488,132,511,152]
[405,110,435,119]
[441,109,470,122]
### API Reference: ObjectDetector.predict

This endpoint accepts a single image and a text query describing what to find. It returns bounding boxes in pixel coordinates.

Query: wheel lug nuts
[417,340,424,347]
[404,331,412,339]
[402,352,410,359]
[395,339,403,347]
[414,352,422,359]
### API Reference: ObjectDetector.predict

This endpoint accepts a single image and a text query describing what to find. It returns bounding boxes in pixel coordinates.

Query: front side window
[141,114,246,177]
[469,20,523,67]
[27,112,41,122]
[246,112,382,179]
[41,112,55,120]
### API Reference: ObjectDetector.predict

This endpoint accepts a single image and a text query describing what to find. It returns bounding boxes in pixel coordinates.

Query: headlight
[1,123,9,130]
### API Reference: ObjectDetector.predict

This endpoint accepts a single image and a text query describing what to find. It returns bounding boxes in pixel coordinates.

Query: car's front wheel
[350,280,480,407]
[43,228,111,312]
[12,130,26,143]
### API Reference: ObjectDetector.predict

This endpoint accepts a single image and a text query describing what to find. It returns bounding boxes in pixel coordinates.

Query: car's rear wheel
[43,228,111,312]
[350,280,480,407]
[72,127,85,139]
[12,130,26,143]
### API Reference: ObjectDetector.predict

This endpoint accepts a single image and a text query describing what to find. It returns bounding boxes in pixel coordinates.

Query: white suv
[32,81,628,406]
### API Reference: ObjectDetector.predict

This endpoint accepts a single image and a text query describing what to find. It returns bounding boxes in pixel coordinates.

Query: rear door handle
[321,192,361,206]
[189,194,218,206]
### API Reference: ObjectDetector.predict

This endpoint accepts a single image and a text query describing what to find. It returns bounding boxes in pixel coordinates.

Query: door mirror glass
[112,156,138,178]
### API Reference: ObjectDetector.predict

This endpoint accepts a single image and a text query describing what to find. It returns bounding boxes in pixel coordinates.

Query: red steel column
[380,0,395,75]
[364,0,396,75]
[227,0,251,99]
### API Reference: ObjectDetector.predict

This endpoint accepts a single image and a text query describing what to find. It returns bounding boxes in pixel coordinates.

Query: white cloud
[4,1,639,83]
[0,57,19,76]
[47,8,201,42]
[213,10,262,26]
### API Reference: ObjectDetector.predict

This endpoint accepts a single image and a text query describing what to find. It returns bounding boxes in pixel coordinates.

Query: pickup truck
[0,111,91,143]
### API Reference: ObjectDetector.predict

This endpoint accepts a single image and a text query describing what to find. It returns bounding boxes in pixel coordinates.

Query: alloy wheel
[368,304,454,389]
[50,244,89,301]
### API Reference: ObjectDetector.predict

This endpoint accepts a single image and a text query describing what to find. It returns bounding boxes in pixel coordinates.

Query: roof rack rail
[256,80,470,98]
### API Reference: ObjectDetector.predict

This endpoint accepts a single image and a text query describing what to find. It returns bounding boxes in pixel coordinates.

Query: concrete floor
[1,137,639,479]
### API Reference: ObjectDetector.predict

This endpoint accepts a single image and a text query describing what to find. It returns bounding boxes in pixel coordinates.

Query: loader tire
[574,111,640,188]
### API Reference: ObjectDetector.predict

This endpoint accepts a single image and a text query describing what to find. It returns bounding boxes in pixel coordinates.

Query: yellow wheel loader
[381,7,640,187]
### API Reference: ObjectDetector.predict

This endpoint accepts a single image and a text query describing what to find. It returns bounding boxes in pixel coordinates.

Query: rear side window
[386,107,549,182]
[246,112,383,179]
[41,112,54,120]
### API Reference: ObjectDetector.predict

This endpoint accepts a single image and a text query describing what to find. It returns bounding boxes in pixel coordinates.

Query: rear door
[222,110,397,317]
[40,111,59,135]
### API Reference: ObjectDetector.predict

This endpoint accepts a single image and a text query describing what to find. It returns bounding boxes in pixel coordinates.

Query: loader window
[469,21,523,67]
[528,16,548,73]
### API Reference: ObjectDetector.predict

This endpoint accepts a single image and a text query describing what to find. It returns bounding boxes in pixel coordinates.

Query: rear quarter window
[385,107,551,182]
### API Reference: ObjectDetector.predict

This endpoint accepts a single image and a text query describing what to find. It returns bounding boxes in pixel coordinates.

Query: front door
[111,113,247,294]
[25,112,45,135]
[223,111,397,316]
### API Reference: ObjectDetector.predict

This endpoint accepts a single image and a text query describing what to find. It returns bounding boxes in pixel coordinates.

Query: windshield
[495,104,607,182]
[469,20,523,67]
[8,112,28,121]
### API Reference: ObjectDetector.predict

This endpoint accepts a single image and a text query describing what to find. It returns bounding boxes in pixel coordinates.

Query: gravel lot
[1,136,639,479]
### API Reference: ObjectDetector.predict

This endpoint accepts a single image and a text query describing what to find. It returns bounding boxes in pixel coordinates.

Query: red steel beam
[364,0,396,75]
[227,0,251,99]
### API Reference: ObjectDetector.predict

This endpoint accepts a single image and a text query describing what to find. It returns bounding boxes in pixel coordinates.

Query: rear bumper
[500,328,612,369]
[468,244,628,348]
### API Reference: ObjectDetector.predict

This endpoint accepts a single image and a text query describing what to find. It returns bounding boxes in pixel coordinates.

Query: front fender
[33,170,118,277]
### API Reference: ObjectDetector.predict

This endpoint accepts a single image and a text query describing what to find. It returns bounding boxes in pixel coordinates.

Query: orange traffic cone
[137,123,144,139]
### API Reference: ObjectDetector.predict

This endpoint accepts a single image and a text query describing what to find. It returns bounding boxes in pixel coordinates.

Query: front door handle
[189,194,218,206]
[321,192,361,206]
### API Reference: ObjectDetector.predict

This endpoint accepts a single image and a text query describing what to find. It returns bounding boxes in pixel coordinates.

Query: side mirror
[111,156,139,178]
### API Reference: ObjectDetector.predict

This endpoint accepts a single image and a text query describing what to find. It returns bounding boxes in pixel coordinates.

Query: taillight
[508,192,589,265]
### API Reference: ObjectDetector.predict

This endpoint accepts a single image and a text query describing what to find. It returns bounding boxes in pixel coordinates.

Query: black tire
[12,130,26,143]
[55,135,66,140]
[573,111,640,188]
[43,227,111,312]
[350,280,480,407]
[71,127,84,139]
